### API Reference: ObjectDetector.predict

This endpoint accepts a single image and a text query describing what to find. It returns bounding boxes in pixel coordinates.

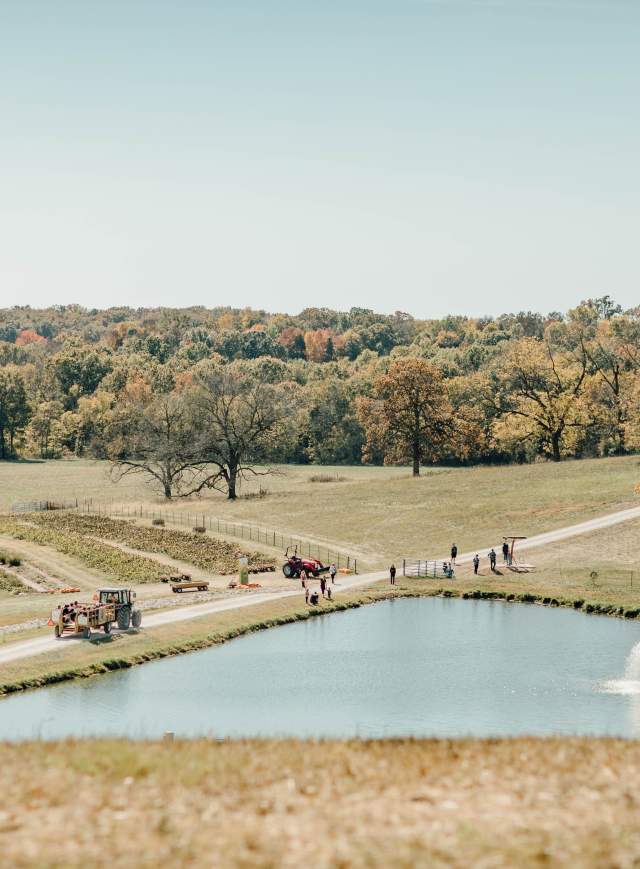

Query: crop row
[29,512,276,576]
[0,517,166,584]
[0,569,32,595]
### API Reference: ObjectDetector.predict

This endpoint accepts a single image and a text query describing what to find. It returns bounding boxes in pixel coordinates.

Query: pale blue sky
[1,0,638,317]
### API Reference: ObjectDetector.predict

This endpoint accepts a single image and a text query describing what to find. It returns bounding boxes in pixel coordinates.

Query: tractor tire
[117,607,131,630]
[282,563,294,578]
[103,622,112,634]
[131,609,142,628]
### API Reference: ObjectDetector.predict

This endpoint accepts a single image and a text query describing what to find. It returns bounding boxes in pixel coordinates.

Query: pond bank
[2,577,640,699]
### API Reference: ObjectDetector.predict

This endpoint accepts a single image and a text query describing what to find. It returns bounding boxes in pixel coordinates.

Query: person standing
[329,563,337,584]
[390,563,397,585]
[320,575,327,598]
[502,541,509,564]
[489,549,497,571]
[305,586,310,604]
[472,554,480,575]
[450,544,458,566]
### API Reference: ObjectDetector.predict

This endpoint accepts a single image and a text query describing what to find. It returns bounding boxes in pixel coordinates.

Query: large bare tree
[194,365,289,499]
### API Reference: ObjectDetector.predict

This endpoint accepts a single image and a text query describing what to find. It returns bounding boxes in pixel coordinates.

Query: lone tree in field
[107,380,216,499]
[356,358,455,476]
[194,365,289,499]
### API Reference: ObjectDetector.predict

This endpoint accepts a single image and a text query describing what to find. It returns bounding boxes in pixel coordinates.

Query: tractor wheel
[117,607,131,630]
[282,563,294,578]
[131,609,142,628]
[103,622,112,634]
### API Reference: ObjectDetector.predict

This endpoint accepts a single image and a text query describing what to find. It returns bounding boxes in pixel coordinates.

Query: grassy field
[1,455,639,565]
[2,736,640,868]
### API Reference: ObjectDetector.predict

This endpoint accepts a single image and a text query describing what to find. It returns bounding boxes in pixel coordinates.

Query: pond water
[2,598,640,741]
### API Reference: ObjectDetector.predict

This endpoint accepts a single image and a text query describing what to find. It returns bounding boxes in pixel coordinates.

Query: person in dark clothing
[450,544,458,565]
[502,541,510,564]
[489,549,497,571]
[389,564,396,585]
[472,554,480,575]
[320,576,327,597]
[305,587,310,604]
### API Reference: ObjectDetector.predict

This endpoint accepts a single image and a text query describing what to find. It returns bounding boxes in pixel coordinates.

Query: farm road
[0,571,384,667]
[449,505,640,565]
[3,503,640,668]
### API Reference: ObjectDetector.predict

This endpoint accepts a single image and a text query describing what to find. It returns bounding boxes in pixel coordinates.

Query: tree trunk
[551,430,562,462]
[412,441,420,477]
[0,427,5,460]
[163,481,172,499]
[227,461,238,499]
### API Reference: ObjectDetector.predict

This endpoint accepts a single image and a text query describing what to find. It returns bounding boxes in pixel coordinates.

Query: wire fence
[11,498,358,573]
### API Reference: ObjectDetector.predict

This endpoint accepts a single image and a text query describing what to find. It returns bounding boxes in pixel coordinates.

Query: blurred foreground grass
[1,736,639,867]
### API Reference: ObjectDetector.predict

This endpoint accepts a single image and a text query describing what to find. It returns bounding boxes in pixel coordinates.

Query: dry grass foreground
[1,738,639,868]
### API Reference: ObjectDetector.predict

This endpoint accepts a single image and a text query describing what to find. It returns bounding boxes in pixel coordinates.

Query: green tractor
[97,587,142,630]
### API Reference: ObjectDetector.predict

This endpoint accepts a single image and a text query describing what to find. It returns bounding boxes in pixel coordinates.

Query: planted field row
[29,512,276,575]
[0,569,33,595]
[0,517,166,584]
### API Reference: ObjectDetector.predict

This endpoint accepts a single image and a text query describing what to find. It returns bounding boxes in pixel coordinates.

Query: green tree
[0,368,31,458]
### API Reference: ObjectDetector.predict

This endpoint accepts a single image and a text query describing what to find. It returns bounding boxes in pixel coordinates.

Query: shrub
[309,474,346,483]
[241,487,269,500]
[8,557,21,567]
[152,518,165,526]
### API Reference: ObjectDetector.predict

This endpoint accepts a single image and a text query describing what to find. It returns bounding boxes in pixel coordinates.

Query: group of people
[302,562,337,604]
[471,540,511,574]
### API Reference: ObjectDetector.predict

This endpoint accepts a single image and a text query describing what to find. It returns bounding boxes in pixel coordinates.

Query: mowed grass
[2,737,640,868]
[1,455,639,566]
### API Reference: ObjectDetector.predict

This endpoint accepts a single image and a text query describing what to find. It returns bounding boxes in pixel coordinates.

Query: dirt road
[0,571,385,667]
[3,503,640,668]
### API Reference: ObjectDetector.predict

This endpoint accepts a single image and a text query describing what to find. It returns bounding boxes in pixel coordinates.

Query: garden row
[0,569,32,595]
[26,512,276,575]
[0,516,166,584]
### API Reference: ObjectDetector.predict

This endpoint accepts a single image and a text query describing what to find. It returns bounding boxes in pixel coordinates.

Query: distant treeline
[1,296,639,478]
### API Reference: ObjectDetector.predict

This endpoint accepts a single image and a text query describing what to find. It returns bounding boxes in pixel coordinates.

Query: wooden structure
[171,579,210,593]
[503,536,535,572]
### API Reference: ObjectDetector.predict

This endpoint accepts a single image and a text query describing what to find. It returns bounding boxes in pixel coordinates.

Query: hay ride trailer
[50,602,116,639]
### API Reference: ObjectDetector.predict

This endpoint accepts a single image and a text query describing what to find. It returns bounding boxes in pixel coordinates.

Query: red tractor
[282,547,329,579]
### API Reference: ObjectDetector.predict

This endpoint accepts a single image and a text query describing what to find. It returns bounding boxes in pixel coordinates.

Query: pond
[1,597,640,740]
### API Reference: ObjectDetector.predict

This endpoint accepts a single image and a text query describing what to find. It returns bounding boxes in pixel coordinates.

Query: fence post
[354,559,357,575]
[403,559,406,576]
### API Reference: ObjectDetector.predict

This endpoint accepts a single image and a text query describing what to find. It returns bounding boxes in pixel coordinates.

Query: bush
[241,487,269,500]
[152,518,165,527]
[309,474,346,483]
[8,557,21,567]
[193,526,206,534]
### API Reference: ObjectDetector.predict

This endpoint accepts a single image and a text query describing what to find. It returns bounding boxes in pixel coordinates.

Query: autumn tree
[356,358,457,476]
[487,334,588,462]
